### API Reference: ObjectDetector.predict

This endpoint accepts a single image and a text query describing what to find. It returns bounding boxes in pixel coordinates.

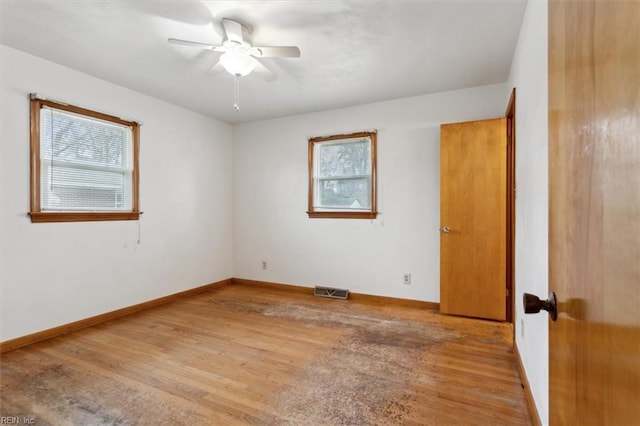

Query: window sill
[307,211,378,219]
[29,211,141,223]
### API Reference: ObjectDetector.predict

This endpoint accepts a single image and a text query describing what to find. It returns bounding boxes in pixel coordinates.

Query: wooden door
[440,118,506,321]
[549,0,640,424]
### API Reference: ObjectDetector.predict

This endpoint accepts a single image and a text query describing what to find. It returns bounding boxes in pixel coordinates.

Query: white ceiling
[0,1,527,124]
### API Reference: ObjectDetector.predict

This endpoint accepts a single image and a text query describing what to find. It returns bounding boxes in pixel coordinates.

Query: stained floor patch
[0,352,212,425]
[253,302,461,425]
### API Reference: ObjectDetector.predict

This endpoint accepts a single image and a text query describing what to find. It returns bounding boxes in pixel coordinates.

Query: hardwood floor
[0,284,532,425]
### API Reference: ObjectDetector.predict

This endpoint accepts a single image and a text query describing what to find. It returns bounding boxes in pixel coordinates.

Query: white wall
[0,45,233,342]
[233,83,507,301]
[506,1,549,424]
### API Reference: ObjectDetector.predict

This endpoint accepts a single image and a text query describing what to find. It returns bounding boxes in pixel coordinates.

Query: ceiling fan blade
[251,58,277,82]
[222,18,244,44]
[168,38,224,51]
[252,46,301,58]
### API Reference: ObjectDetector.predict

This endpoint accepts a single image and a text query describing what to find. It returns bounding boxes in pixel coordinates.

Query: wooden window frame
[29,97,141,223]
[307,131,378,219]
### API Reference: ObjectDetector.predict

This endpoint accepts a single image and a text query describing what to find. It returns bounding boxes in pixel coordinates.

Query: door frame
[505,88,516,324]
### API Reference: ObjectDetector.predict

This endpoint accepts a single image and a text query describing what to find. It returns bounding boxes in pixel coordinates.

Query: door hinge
[506,288,510,297]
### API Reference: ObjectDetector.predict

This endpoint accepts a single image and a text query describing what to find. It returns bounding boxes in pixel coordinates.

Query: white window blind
[314,137,372,210]
[40,106,133,212]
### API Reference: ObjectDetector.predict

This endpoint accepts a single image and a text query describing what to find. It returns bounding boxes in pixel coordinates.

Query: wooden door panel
[440,118,506,321]
[549,0,640,424]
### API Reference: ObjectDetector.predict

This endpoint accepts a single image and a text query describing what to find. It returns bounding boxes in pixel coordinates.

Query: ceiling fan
[168,18,301,111]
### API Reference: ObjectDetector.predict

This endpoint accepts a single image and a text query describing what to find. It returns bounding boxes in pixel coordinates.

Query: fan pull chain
[233,75,240,111]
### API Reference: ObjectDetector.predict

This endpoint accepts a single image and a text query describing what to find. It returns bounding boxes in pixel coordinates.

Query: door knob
[441,226,450,233]
[523,292,557,321]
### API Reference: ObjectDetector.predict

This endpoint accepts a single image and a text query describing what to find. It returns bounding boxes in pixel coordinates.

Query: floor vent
[314,286,349,300]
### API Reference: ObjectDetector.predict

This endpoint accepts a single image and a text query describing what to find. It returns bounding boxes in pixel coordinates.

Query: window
[307,131,377,219]
[29,96,140,223]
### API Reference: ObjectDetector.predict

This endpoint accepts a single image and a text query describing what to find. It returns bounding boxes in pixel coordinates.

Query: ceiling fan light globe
[220,52,256,77]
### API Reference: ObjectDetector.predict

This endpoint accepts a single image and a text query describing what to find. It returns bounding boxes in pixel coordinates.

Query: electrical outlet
[262,261,267,270]
[403,273,411,285]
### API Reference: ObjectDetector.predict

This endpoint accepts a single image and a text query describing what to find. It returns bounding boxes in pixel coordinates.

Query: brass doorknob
[523,292,558,321]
